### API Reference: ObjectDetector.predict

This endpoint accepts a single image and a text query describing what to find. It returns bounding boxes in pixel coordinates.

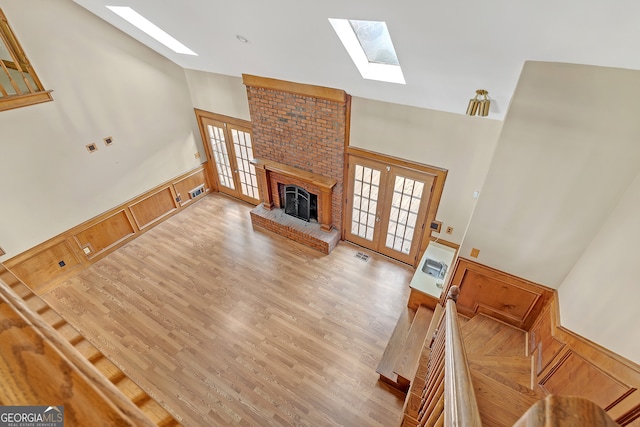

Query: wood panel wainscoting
[4,166,210,295]
[444,257,554,330]
[530,295,640,426]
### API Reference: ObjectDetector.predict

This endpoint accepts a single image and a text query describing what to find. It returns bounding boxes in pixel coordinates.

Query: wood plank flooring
[42,194,414,426]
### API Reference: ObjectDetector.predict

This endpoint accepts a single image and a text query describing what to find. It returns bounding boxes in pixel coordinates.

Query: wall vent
[188,184,205,199]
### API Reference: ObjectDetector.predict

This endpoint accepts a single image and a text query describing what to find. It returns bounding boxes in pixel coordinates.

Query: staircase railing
[0,266,158,427]
[443,286,482,426]
[401,285,622,427]
[402,286,481,427]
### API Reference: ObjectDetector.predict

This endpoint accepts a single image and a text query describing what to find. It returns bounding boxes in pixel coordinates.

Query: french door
[345,157,434,264]
[198,112,260,205]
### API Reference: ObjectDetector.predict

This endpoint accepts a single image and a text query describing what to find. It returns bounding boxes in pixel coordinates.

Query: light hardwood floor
[42,193,414,426]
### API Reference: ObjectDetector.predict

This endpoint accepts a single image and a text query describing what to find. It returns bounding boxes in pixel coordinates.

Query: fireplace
[281,184,317,222]
[243,74,349,254]
[249,158,340,254]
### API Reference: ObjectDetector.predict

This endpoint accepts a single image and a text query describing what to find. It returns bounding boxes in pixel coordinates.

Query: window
[329,18,405,84]
[0,9,52,112]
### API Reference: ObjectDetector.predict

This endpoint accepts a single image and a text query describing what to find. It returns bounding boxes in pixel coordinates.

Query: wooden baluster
[417,322,446,419]
[419,380,444,423]
[423,393,445,427]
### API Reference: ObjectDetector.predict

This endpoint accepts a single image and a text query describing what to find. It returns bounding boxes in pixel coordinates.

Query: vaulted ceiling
[72,0,640,120]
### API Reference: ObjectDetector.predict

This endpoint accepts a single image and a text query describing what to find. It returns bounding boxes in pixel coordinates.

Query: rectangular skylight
[106,6,197,56]
[329,18,405,84]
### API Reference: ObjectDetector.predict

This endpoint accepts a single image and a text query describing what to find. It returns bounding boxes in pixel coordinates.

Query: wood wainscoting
[530,296,640,426]
[4,166,210,295]
[445,257,554,330]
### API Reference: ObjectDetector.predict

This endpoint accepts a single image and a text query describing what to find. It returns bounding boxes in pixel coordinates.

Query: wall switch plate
[446,226,454,234]
[0,246,5,256]
[470,248,480,258]
[194,152,201,159]
[83,246,91,255]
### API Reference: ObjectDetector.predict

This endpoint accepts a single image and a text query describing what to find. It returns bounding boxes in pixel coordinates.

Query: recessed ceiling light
[329,18,405,84]
[106,6,197,56]
[236,35,249,43]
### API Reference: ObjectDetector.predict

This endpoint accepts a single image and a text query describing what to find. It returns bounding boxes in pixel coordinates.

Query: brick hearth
[250,205,340,254]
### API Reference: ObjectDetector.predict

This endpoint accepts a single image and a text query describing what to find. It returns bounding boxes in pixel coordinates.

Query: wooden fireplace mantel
[251,158,337,232]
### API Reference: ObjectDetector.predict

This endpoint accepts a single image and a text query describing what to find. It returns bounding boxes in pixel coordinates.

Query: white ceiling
[72,0,640,120]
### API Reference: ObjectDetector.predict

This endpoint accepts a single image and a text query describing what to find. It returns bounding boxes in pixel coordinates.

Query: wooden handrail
[514,395,620,426]
[0,266,157,427]
[443,286,482,427]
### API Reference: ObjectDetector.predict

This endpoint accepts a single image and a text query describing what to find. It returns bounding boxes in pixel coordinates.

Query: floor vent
[355,252,370,262]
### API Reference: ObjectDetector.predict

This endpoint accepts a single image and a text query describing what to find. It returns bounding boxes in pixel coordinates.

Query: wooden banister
[514,395,620,426]
[443,286,482,426]
[0,269,158,427]
[400,286,481,427]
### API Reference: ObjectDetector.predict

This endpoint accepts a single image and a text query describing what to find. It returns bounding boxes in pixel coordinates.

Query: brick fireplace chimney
[243,75,350,253]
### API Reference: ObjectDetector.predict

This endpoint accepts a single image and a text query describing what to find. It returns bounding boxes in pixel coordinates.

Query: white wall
[184,70,250,121]
[461,61,640,289]
[0,0,202,259]
[558,170,640,363]
[349,98,502,244]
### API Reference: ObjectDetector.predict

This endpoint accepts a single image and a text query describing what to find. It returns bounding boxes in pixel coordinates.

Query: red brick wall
[245,86,346,231]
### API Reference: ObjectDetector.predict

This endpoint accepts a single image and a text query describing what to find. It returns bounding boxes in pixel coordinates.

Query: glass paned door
[345,157,434,265]
[229,126,259,201]
[207,123,235,190]
[199,115,260,205]
[348,162,382,245]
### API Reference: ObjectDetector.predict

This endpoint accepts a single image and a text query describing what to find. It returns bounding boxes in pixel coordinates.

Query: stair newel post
[444,285,482,427]
[447,285,460,302]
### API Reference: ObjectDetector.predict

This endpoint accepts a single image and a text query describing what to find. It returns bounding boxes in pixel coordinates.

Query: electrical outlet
[103,136,113,146]
[83,246,91,255]
[446,226,453,234]
[194,152,201,159]
[470,248,480,258]
[86,143,98,153]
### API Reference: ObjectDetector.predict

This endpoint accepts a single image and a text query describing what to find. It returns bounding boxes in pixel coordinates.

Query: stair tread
[461,314,526,357]
[467,354,533,389]
[137,398,175,425]
[471,367,541,427]
[376,307,416,384]
[395,305,434,383]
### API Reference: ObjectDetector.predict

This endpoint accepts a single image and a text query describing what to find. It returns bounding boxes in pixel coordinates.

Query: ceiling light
[466,90,490,116]
[236,35,249,43]
[329,18,405,85]
[106,6,197,56]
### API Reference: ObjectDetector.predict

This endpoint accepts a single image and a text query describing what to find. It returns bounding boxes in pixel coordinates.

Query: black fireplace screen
[283,184,317,222]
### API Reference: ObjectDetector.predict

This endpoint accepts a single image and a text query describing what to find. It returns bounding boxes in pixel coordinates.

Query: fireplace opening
[280,184,317,222]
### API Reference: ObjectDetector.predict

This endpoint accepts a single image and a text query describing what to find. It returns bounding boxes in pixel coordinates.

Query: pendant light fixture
[466,89,490,117]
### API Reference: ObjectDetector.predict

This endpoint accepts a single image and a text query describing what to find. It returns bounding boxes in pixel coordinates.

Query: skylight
[106,6,197,56]
[329,18,405,84]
